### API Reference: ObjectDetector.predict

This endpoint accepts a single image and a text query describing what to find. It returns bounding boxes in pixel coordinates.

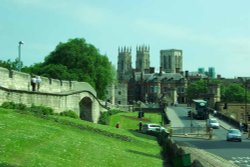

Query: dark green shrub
[109,109,121,115]
[1,102,27,110]
[98,109,122,125]
[1,102,16,109]
[16,103,27,110]
[28,105,54,115]
[98,112,110,125]
[60,110,79,119]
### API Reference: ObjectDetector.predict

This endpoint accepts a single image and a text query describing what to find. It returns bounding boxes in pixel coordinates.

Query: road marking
[231,157,250,167]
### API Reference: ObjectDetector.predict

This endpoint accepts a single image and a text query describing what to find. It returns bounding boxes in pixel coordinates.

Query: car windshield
[150,125,160,128]
[228,129,240,134]
[210,119,218,123]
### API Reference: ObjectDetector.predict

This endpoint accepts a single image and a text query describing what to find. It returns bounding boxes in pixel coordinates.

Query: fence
[172,126,207,135]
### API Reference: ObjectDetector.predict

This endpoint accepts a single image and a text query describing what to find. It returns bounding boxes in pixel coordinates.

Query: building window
[118,91,121,95]
[150,86,154,93]
[164,87,167,93]
[118,101,121,104]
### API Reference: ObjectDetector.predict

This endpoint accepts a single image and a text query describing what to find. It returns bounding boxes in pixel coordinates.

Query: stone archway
[79,97,92,122]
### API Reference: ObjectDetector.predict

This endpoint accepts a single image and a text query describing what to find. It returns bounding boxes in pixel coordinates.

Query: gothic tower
[117,46,132,82]
[136,45,150,72]
[160,49,183,73]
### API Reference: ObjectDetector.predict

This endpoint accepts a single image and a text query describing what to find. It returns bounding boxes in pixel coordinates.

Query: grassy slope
[110,112,163,130]
[0,108,162,167]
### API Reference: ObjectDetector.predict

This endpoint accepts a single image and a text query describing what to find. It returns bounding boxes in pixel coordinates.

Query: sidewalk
[166,107,184,127]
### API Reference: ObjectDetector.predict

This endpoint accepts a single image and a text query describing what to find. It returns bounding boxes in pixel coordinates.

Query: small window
[118,91,121,95]
[118,101,121,104]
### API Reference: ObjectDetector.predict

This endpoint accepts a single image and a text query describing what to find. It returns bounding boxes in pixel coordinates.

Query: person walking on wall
[31,75,37,91]
[36,76,42,91]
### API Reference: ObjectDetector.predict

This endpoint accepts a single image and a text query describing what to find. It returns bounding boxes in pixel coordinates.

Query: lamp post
[18,41,24,71]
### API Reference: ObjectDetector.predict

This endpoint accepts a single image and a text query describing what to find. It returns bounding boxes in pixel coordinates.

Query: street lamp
[18,41,24,71]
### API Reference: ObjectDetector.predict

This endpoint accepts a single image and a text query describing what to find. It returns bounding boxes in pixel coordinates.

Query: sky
[1,0,250,78]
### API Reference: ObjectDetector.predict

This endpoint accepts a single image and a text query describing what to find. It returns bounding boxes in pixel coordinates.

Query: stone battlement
[0,67,96,96]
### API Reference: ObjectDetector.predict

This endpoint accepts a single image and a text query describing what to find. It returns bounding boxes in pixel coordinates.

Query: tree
[186,80,208,102]
[0,59,20,71]
[221,83,250,103]
[24,38,114,99]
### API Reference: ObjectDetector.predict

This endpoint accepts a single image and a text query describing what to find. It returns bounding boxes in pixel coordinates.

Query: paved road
[168,106,250,167]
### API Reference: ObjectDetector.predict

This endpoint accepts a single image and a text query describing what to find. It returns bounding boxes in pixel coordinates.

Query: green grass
[0,108,162,167]
[110,112,163,130]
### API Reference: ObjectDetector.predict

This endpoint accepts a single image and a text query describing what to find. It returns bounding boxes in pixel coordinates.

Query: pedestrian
[239,122,244,132]
[31,75,37,91]
[36,76,42,91]
[139,121,143,131]
[213,110,217,116]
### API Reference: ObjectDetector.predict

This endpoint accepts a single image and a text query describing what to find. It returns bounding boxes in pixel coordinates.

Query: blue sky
[1,0,250,78]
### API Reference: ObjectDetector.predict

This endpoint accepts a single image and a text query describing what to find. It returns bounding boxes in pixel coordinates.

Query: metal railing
[171,126,207,135]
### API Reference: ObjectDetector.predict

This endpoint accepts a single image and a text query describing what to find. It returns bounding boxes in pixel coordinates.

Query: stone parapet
[0,67,95,95]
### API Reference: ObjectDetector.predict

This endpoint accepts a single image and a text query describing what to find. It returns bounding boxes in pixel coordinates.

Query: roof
[193,99,207,104]
[145,73,184,82]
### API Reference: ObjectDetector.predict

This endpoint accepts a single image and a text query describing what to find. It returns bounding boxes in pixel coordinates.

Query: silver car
[142,123,165,133]
[207,118,220,129]
[226,129,242,142]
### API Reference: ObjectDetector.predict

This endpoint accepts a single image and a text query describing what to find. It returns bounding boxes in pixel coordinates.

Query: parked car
[226,129,242,142]
[207,118,220,129]
[142,123,165,133]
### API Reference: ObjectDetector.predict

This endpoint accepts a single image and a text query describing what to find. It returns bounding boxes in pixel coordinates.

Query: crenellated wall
[0,67,97,95]
[0,67,105,123]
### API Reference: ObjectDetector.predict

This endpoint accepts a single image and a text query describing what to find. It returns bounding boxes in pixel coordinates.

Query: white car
[227,129,242,142]
[142,123,165,133]
[207,118,220,129]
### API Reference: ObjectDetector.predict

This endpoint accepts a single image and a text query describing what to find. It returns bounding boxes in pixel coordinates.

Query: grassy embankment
[0,108,162,167]
[109,111,163,130]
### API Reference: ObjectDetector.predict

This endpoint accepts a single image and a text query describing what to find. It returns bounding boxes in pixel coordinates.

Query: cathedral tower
[117,46,132,81]
[160,49,183,73]
[136,45,150,72]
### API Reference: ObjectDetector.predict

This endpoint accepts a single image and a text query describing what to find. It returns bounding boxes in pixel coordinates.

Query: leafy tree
[186,80,208,102]
[186,79,222,103]
[0,59,20,70]
[24,38,114,99]
[221,83,250,102]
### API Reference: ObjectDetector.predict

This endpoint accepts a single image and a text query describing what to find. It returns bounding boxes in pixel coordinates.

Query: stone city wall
[0,67,103,123]
[0,67,96,96]
[0,88,101,123]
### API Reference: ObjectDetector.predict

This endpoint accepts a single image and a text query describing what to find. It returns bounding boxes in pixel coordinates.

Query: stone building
[160,49,183,73]
[136,45,150,72]
[105,82,128,105]
[110,46,187,105]
[107,46,221,107]
[127,70,187,105]
[117,46,133,82]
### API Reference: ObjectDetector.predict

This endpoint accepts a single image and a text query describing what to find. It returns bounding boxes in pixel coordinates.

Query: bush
[98,109,122,125]
[60,110,79,119]
[1,102,27,110]
[28,105,54,115]
[98,112,110,125]
[1,102,16,109]
[16,103,27,110]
